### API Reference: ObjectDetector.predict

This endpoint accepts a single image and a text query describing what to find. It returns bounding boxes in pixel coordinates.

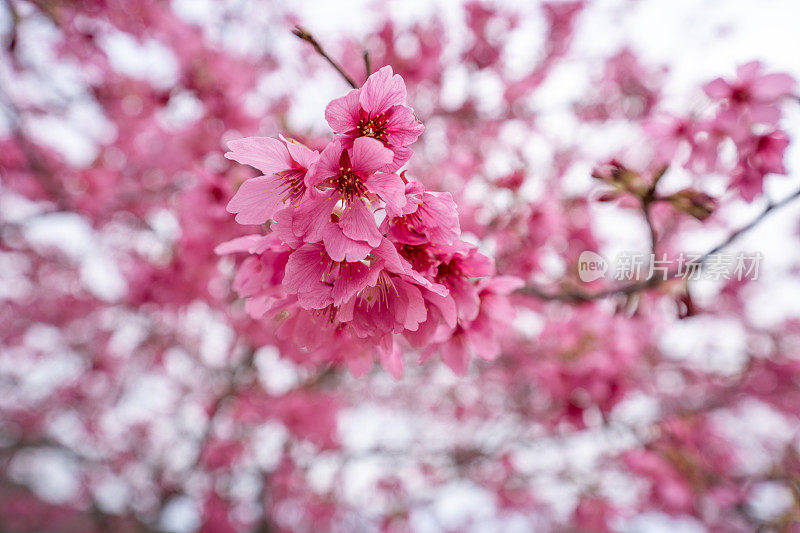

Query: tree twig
[519,186,800,302]
[642,200,658,256]
[292,26,358,89]
[363,50,372,77]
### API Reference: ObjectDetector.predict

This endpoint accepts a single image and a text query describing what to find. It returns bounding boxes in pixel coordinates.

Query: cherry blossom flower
[303,136,406,247]
[704,61,796,125]
[225,136,319,224]
[382,181,461,246]
[325,65,424,171]
[731,130,789,201]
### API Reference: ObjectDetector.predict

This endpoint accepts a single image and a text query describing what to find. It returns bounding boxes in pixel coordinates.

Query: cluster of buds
[593,160,717,220]
[591,159,654,200]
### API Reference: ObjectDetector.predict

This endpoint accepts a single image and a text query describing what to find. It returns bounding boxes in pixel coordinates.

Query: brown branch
[642,199,658,255]
[519,186,800,302]
[292,26,358,89]
[363,50,372,77]
[2,0,20,52]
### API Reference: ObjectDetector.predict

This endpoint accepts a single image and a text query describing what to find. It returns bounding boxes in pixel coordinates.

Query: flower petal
[339,198,382,247]
[214,235,263,255]
[226,175,284,225]
[350,137,394,175]
[306,140,344,187]
[332,261,378,306]
[282,244,327,295]
[280,135,319,169]
[379,340,404,379]
[325,89,361,132]
[365,172,407,213]
[359,65,407,117]
[292,193,338,243]
[322,222,372,262]
[383,105,424,147]
[703,78,730,99]
[225,137,291,175]
[752,73,796,100]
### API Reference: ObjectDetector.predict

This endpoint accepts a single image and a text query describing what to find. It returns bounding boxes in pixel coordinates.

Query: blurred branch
[0,88,71,210]
[292,26,358,89]
[520,185,800,302]
[3,0,20,52]
[363,50,372,77]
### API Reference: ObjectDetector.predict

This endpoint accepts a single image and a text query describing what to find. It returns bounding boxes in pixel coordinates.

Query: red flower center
[357,113,388,143]
[275,167,307,204]
[335,151,368,205]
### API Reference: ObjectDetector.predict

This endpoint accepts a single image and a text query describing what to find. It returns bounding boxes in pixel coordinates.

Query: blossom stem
[292,26,358,89]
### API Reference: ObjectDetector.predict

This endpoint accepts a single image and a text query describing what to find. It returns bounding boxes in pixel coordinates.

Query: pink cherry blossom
[325,65,424,171]
[704,61,796,124]
[383,181,461,246]
[225,136,319,224]
[731,130,789,201]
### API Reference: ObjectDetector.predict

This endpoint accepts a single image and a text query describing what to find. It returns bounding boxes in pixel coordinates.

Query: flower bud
[665,188,717,220]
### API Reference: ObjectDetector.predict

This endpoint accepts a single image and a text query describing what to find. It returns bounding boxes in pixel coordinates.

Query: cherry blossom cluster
[219,66,519,378]
[645,61,796,201]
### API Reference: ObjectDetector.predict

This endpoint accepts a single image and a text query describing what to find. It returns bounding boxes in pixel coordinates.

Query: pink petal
[297,281,334,310]
[322,222,372,262]
[703,78,730,99]
[426,291,458,329]
[244,295,274,319]
[292,193,338,243]
[372,238,405,273]
[339,199,382,247]
[460,251,494,277]
[440,339,470,376]
[418,191,460,244]
[736,61,762,82]
[280,135,319,169]
[306,140,344,187]
[747,103,781,125]
[449,276,481,322]
[325,89,361,132]
[482,275,525,295]
[214,235,263,255]
[346,350,374,377]
[233,257,266,297]
[752,73,796,100]
[384,145,413,173]
[383,105,424,146]
[465,324,500,361]
[271,208,302,249]
[226,175,284,225]
[332,261,378,306]
[283,244,326,295]
[350,137,394,174]
[379,340,404,379]
[365,172,407,212]
[359,65,407,117]
[225,137,291,175]
[397,280,427,331]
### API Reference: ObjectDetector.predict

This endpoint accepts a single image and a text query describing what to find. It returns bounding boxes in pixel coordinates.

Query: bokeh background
[2,0,800,532]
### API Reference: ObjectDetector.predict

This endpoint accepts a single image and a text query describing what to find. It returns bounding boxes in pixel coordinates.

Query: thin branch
[642,200,658,256]
[519,186,800,302]
[518,276,661,302]
[363,50,372,77]
[697,187,800,262]
[292,26,358,89]
[3,0,20,51]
